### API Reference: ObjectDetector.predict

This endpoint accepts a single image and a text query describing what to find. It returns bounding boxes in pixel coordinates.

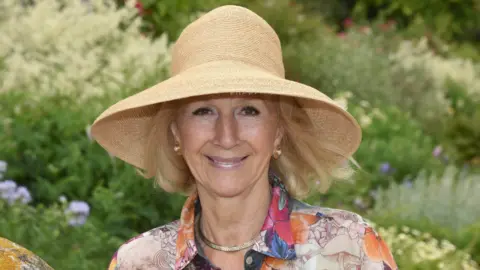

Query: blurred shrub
[351,101,443,188]
[376,225,479,270]
[0,177,123,270]
[116,0,238,40]
[283,27,447,134]
[390,37,479,99]
[0,89,185,239]
[351,0,480,43]
[238,0,325,45]
[0,0,170,100]
[124,0,326,46]
[308,96,444,212]
[442,79,480,165]
[372,165,480,262]
[296,0,480,61]
[390,38,480,163]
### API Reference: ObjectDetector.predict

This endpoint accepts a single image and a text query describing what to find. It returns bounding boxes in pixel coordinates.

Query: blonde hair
[143,96,355,199]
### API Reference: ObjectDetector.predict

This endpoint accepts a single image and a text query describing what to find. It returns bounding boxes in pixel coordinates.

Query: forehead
[177,93,277,105]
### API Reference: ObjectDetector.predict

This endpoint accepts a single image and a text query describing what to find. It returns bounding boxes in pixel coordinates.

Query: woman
[91,5,397,270]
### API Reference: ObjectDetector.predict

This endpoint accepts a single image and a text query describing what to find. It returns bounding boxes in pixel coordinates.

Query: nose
[213,113,240,149]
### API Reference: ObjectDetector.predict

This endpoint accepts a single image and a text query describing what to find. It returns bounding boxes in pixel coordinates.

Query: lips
[206,155,249,169]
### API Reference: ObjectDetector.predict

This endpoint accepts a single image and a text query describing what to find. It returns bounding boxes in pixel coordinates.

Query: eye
[240,106,260,116]
[192,107,214,116]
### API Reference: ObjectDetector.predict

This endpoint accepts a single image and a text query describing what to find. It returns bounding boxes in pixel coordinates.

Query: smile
[206,155,249,169]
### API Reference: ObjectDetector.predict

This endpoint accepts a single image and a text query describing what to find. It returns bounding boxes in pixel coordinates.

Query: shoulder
[291,198,371,227]
[108,220,180,270]
[290,200,398,269]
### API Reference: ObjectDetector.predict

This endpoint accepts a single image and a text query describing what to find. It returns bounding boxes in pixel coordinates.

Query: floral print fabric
[108,172,397,269]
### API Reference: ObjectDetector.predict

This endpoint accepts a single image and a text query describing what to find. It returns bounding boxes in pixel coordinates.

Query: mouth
[205,155,249,169]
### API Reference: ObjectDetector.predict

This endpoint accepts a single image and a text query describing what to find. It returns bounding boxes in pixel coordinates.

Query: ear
[170,121,180,143]
[274,124,284,149]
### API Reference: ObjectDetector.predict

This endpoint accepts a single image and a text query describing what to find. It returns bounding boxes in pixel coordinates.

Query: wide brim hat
[90,5,362,170]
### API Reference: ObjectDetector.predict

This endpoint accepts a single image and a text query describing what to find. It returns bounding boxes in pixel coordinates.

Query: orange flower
[363,227,397,269]
[290,213,318,244]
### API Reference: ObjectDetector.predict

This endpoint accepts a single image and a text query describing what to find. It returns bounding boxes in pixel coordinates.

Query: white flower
[359,115,372,127]
[333,97,348,111]
[85,125,93,142]
[0,0,170,100]
[0,161,7,173]
[59,195,67,203]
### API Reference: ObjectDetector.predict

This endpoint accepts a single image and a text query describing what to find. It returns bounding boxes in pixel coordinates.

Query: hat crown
[171,5,285,78]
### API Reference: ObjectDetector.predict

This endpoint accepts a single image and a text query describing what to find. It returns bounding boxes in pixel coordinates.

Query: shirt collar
[174,170,296,270]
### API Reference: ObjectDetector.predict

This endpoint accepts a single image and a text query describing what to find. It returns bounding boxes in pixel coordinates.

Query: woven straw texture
[90,5,362,170]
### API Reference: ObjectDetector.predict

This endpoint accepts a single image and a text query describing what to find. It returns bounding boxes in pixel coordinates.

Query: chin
[209,179,248,198]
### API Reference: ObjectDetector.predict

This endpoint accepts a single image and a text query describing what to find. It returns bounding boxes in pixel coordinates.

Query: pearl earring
[174,141,181,153]
[273,148,282,159]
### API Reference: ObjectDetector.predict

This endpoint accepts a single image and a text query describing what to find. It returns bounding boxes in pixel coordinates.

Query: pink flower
[432,145,443,157]
[343,18,353,28]
[337,32,347,39]
[135,1,146,16]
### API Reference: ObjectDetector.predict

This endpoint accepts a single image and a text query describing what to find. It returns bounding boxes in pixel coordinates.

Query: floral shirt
[108,172,397,269]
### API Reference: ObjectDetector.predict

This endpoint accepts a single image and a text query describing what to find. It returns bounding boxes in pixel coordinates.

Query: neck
[196,173,271,248]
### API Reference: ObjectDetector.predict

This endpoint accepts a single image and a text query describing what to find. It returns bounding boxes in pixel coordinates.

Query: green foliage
[371,165,480,262]
[1,0,479,268]
[376,225,479,270]
[123,0,325,45]
[307,100,444,213]
[119,0,239,40]
[283,25,444,118]
[352,0,480,42]
[296,0,480,61]
[443,79,480,165]
[0,89,184,240]
[0,199,123,270]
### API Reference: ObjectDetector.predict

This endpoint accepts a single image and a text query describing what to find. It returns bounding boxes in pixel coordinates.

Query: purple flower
[68,215,88,227]
[354,197,367,209]
[0,181,32,205]
[403,180,413,189]
[432,146,442,157]
[66,200,90,215]
[0,180,17,197]
[379,162,394,174]
[65,200,90,226]
[9,186,32,204]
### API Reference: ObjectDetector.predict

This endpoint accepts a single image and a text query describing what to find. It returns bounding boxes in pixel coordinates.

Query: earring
[173,141,181,154]
[273,148,282,159]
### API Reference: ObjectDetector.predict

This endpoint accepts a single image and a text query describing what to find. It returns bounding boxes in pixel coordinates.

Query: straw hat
[90,5,362,170]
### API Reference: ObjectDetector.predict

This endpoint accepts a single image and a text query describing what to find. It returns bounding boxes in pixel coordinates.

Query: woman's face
[171,94,283,198]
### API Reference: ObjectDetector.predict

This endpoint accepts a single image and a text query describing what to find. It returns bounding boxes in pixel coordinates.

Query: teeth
[214,162,238,168]
[208,156,247,168]
[212,160,240,167]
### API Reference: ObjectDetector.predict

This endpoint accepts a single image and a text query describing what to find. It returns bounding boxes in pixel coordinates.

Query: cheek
[179,119,214,150]
[238,120,277,152]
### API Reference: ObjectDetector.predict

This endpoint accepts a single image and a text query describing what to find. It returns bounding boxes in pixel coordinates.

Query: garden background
[0,0,479,269]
